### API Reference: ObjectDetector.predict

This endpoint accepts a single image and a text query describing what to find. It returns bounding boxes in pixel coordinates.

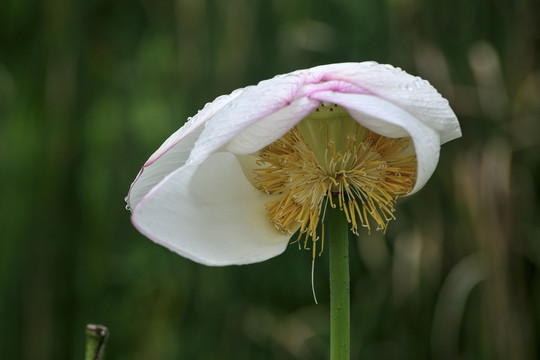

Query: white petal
[187,72,307,164]
[128,125,204,210]
[310,91,440,194]
[131,152,290,266]
[304,62,461,144]
[127,89,245,209]
[226,96,319,154]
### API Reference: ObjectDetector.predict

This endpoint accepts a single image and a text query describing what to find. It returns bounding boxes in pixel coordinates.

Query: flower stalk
[85,324,109,360]
[327,201,350,360]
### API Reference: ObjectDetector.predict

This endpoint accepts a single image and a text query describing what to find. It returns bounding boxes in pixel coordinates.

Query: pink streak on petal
[126,89,245,210]
[187,72,308,164]
[226,96,320,155]
[294,79,371,99]
[306,62,461,143]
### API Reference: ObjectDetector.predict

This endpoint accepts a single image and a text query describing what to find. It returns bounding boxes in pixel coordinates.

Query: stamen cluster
[254,105,417,255]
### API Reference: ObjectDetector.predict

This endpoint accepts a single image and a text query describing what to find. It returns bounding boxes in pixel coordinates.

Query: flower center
[253,103,417,254]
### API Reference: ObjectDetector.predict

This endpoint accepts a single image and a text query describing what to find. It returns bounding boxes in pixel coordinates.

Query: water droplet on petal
[231,88,244,96]
[399,82,415,91]
[228,102,240,110]
[124,196,131,211]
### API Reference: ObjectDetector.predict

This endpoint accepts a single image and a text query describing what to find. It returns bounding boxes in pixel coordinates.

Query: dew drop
[226,102,239,110]
[231,88,244,96]
[124,196,131,211]
[399,83,414,91]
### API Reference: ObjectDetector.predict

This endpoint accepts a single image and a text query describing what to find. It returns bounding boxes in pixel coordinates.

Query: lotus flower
[127,62,461,266]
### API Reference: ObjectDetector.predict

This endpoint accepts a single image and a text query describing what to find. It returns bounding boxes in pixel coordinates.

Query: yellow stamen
[253,104,416,257]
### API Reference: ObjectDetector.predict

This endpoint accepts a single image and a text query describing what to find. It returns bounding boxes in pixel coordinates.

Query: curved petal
[127,89,245,209]
[131,152,291,266]
[187,72,307,164]
[128,125,204,209]
[226,96,319,154]
[310,91,440,194]
[304,62,461,144]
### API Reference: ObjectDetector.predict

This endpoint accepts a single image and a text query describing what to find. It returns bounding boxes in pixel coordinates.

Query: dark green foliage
[0,0,539,358]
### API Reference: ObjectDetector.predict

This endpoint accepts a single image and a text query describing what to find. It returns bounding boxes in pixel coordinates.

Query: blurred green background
[1,0,539,359]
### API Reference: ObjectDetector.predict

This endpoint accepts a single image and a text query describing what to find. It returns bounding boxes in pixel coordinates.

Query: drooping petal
[226,96,319,155]
[186,72,307,164]
[302,62,461,144]
[127,89,245,209]
[310,91,440,194]
[131,152,290,266]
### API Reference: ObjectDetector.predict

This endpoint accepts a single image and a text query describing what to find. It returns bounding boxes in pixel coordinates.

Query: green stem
[85,324,109,360]
[326,203,350,360]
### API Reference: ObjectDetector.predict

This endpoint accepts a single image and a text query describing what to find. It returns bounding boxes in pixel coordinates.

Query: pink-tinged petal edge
[185,72,309,165]
[303,62,461,144]
[131,152,291,266]
[226,96,320,155]
[127,89,245,209]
